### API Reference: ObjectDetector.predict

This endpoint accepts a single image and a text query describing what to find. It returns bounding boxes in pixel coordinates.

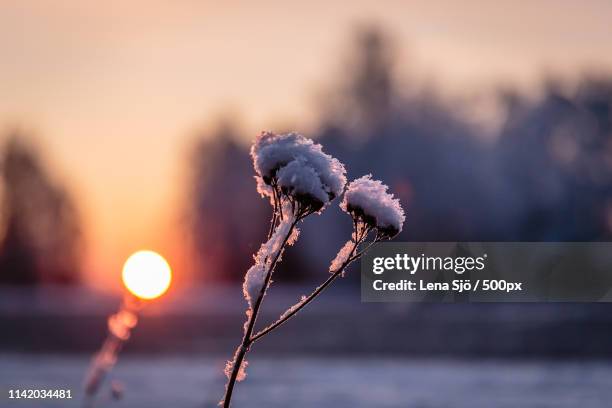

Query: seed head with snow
[251,131,347,214]
[341,175,405,239]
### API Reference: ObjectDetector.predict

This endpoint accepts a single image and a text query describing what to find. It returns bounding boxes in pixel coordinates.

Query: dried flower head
[341,175,405,238]
[251,131,346,214]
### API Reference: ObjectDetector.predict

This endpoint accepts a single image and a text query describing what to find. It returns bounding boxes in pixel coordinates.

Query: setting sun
[122,250,172,300]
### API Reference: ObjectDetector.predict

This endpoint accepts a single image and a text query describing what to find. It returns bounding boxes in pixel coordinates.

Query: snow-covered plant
[340,174,405,240]
[221,132,403,407]
[253,131,346,219]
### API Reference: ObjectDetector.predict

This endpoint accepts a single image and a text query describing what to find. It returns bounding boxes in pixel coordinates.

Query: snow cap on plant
[251,131,347,211]
[276,158,329,211]
[341,175,405,238]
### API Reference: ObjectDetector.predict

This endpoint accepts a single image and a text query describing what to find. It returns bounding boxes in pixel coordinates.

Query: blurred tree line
[188,27,612,283]
[1,27,611,286]
[0,134,81,285]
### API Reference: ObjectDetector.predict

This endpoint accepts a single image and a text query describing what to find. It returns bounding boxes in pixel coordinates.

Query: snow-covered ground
[2,354,612,407]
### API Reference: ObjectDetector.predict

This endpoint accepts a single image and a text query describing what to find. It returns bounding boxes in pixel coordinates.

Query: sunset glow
[122,250,172,300]
[1,1,611,290]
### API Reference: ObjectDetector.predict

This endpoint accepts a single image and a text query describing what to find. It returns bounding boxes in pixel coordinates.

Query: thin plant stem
[251,252,356,343]
[222,216,300,408]
[273,183,283,222]
[266,190,279,241]
[251,227,379,343]
[83,296,140,408]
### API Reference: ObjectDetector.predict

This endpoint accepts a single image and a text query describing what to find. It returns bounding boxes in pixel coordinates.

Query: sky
[1,0,612,290]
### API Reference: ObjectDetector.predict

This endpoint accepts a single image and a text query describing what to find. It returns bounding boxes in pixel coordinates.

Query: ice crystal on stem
[224,356,248,382]
[329,239,356,272]
[242,210,300,309]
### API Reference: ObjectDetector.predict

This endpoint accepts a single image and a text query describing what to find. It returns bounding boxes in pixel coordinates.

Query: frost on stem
[279,295,307,320]
[242,211,300,308]
[329,239,355,273]
[242,264,266,309]
[224,355,248,382]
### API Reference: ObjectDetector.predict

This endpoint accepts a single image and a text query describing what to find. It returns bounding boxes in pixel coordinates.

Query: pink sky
[1,0,611,290]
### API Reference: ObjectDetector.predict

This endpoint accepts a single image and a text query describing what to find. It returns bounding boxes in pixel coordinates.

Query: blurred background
[2,1,612,407]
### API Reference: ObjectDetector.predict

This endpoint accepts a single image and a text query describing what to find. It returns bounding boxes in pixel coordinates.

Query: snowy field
[2,354,612,408]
